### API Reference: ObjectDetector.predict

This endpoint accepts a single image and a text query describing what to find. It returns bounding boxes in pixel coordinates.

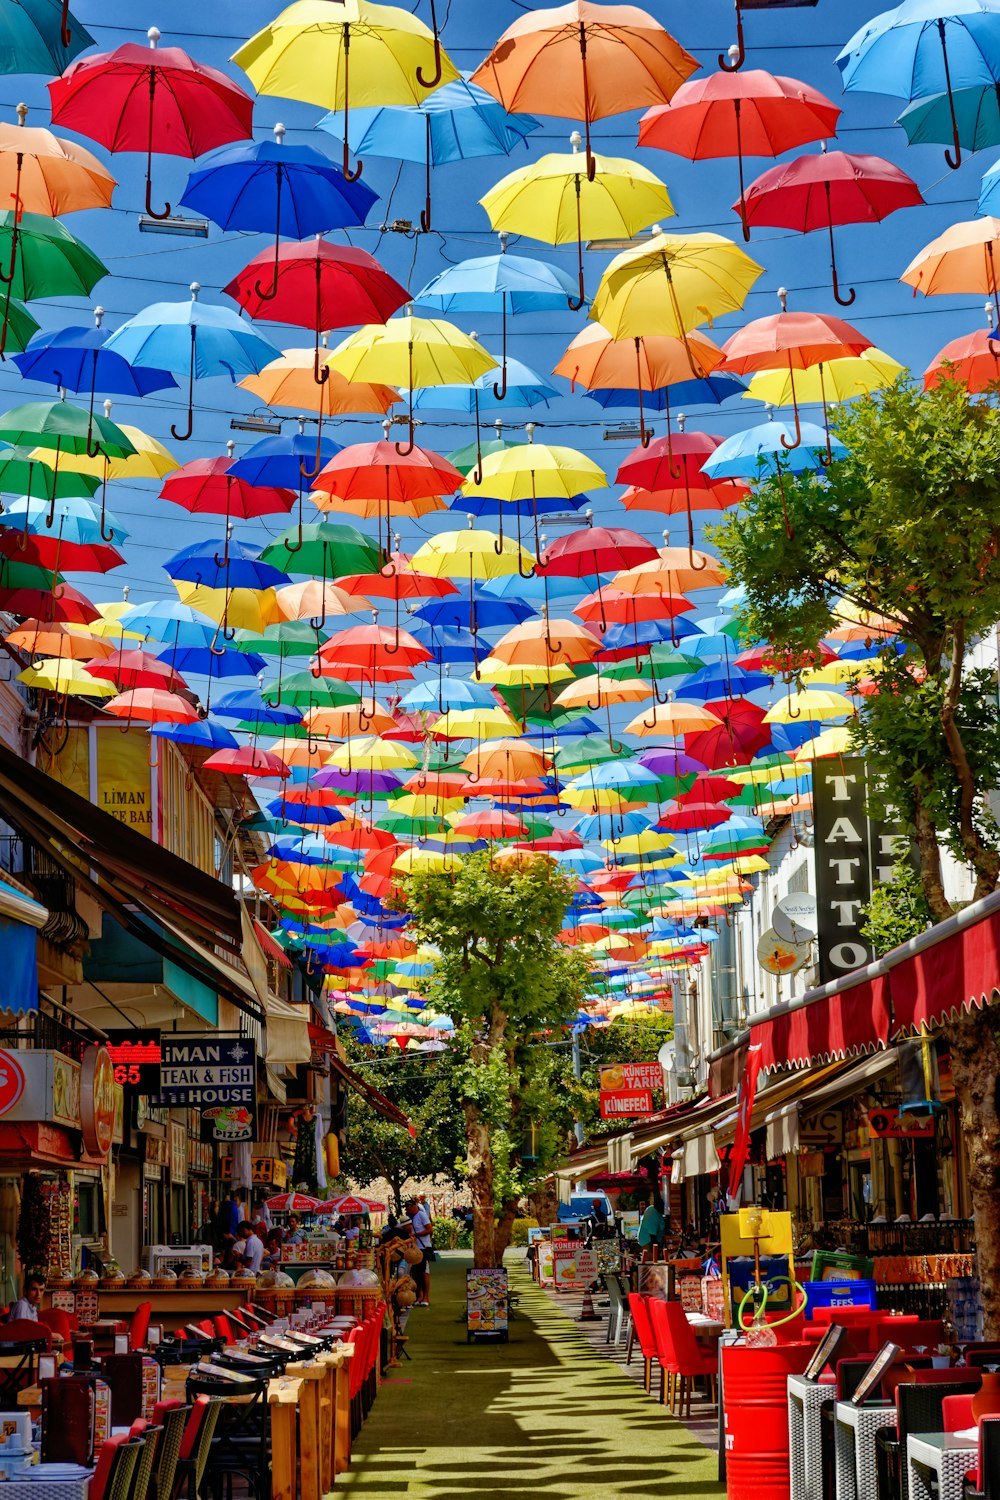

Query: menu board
[552,1241,585,1292]
[466,1268,508,1341]
[536,1242,554,1285]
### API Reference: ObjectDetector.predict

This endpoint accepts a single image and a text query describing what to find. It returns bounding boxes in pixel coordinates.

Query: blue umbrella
[456,488,589,522]
[228,424,342,488]
[150,717,238,751]
[703,420,845,479]
[156,644,266,681]
[215,688,301,725]
[412,591,536,630]
[4,495,129,546]
[180,125,377,300]
[164,537,289,592]
[398,677,496,712]
[415,249,579,399]
[104,284,278,442]
[410,622,480,663]
[411,356,558,413]
[979,152,1000,213]
[582,372,745,415]
[898,81,1000,148]
[837,0,1000,168]
[119,600,219,649]
[319,75,539,232]
[13,311,176,406]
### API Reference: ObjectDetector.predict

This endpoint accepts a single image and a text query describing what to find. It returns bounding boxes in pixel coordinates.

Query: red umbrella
[312,439,462,555]
[656,799,732,832]
[0,582,97,624]
[224,239,409,390]
[684,697,770,767]
[720,298,873,449]
[316,622,431,687]
[575,588,693,624]
[0,528,124,575]
[740,151,923,306]
[537,524,659,633]
[161,450,296,564]
[616,427,725,563]
[203,745,291,779]
[735,641,837,673]
[103,688,199,725]
[924,319,1000,393]
[86,650,187,691]
[264,1191,321,1213]
[48,29,253,219]
[317,1194,386,1215]
[638,69,841,240]
[679,772,744,804]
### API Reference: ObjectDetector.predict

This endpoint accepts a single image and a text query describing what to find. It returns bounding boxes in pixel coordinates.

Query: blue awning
[0,880,45,1015]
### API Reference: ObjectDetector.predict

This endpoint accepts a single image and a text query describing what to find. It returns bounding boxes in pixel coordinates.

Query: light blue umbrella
[899,81,1000,149]
[103,283,278,442]
[4,495,129,546]
[318,75,539,232]
[703,420,845,479]
[837,0,1000,169]
[979,152,1000,213]
[415,249,579,398]
[410,356,558,413]
[119,600,220,649]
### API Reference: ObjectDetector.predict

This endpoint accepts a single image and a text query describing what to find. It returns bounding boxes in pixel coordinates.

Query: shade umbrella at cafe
[233,0,460,181]
[49,27,254,219]
[637,68,841,240]
[315,1193,386,1215]
[480,136,674,309]
[264,1191,321,1213]
[739,149,923,306]
[471,1,697,183]
[104,283,278,442]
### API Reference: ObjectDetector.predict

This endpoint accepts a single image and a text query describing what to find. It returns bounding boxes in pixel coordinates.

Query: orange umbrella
[720,292,873,449]
[611,545,727,593]
[471,1,697,181]
[311,434,462,553]
[461,738,551,780]
[5,618,114,660]
[275,579,355,627]
[924,317,1000,393]
[901,218,1000,318]
[491,616,603,666]
[619,479,747,514]
[0,104,116,219]
[303,702,395,739]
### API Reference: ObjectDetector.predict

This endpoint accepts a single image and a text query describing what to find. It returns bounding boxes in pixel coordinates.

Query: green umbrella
[265,670,360,708]
[553,733,622,772]
[0,399,134,526]
[260,521,382,579]
[0,299,39,355]
[0,445,99,501]
[0,557,59,590]
[447,434,518,477]
[235,621,331,657]
[0,3,95,78]
[0,212,107,354]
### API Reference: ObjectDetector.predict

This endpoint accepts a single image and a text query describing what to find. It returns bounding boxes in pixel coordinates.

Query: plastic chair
[605,1275,629,1347]
[626,1294,659,1398]
[0,1320,50,1404]
[965,1415,1000,1498]
[173,1396,222,1500]
[875,1318,944,1352]
[129,1423,162,1500]
[37,1308,75,1342]
[651,1300,718,1418]
[129,1302,152,1353]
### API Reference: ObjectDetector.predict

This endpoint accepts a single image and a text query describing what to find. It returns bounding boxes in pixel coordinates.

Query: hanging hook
[719,6,745,72]
[170,309,197,442]
[395,339,417,456]
[780,354,803,452]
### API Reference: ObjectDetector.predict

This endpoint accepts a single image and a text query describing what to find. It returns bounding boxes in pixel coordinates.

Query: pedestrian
[285,1213,305,1244]
[232,1221,265,1276]
[261,1228,284,1270]
[6,1272,42,1322]
[405,1198,433,1305]
[636,1199,666,1262]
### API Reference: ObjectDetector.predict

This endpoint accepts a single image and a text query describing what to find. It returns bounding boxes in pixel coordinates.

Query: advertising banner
[156,1034,257,1142]
[812,757,903,984]
[599,1061,661,1119]
[466,1268,508,1340]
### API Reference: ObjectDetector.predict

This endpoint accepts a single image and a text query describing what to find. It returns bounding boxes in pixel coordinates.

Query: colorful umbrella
[739,150,923,305]
[471,1,697,181]
[0,102,115,221]
[480,137,674,308]
[49,27,254,218]
[0,1,94,75]
[0,209,107,354]
[233,0,460,180]
[638,69,840,239]
[311,438,462,552]
[590,229,763,341]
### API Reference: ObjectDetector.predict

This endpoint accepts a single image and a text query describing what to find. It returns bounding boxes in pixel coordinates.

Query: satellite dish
[772,892,819,945]
[757,927,810,976]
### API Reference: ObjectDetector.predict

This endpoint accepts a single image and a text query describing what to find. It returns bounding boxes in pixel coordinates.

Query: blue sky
[1,0,993,604]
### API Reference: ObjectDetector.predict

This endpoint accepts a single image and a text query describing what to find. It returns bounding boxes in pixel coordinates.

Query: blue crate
[803,1279,877,1314]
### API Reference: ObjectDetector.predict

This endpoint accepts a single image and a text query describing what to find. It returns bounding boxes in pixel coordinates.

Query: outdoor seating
[129,1303,152,1353]
[605,1274,629,1346]
[875,1377,980,1500]
[90,1435,143,1500]
[626,1292,659,1397]
[964,1415,1000,1499]
[173,1395,223,1500]
[874,1319,945,1352]
[0,1319,51,1404]
[648,1299,718,1418]
[152,1405,190,1500]
[187,1372,270,1500]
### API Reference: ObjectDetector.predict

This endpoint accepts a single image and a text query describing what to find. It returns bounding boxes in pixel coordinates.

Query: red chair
[875,1318,944,1351]
[627,1294,660,1397]
[88,1434,129,1500]
[38,1308,75,1343]
[129,1302,152,1352]
[652,1300,718,1418]
[152,1399,182,1425]
[212,1315,234,1343]
[943,1392,976,1432]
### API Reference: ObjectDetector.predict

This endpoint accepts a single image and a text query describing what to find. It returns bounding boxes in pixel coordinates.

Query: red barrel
[722,1341,813,1500]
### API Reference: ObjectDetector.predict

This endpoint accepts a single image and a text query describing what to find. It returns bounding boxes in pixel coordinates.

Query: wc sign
[811,757,903,984]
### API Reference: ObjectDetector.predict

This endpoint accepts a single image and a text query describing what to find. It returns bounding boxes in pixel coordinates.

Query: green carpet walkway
[341,1253,726,1499]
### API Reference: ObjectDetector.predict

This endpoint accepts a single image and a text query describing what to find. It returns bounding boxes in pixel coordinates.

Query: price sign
[105,1030,162,1094]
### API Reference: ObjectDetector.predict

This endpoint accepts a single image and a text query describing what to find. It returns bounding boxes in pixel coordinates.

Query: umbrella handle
[145,71,171,219]
[285,493,305,555]
[416,0,444,88]
[300,409,326,481]
[313,335,330,388]
[719,3,746,69]
[780,372,802,451]
[733,102,751,242]
[209,617,229,658]
[254,171,283,301]
[937,21,963,170]
[420,113,433,234]
[825,190,856,307]
[492,296,508,400]
[341,26,364,182]
[817,367,834,470]
[170,327,196,442]
[0,170,21,286]
[60,0,71,46]
[395,351,416,456]
[310,657,323,679]
[635,341,651,448]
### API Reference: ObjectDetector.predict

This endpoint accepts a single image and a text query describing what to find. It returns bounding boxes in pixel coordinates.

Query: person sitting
[261,1229,283,1270]
[6,1273,43,1323]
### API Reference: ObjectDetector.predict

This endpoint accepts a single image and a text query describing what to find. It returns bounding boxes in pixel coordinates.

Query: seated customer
[7,1273,43,1322]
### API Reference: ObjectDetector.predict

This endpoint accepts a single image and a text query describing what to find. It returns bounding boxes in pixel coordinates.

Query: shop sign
[145,1134,168,1168]
[51,1054,79,1128]
[169,1121,187,1185]
[799,1109,844,1148]
[80,1045,116,1157]
[599,1088,654,1119]
[218,1154,287,1187]
[157,1034,257,1141]
[867,1109,936,1140]
[812,758,903,983]
[104,1030,162,1093]
[0,1049,25,1117]
[599,1062,662,1093]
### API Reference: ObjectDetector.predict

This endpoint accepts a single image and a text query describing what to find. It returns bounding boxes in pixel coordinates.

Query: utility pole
[572,1030,584,1145]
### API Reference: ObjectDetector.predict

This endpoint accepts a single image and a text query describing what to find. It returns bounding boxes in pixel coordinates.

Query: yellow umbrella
[480,137,674,308]
[234,0,460,180]
[763,688,848,723]
[326,311,496,452]
[429,706,518,740]
[391,793,465,817]
[327,735,418,771]
[18,657,115,697]
[462,440,607,550]
[561,787,633,811]
[174,582,283,635]
[624,701,723,736]
[800,660,866,687]
[590,230,763,340]
[49,416,179,481]
[410,518,534,585]
[85,602,148,642]
[476,656,574,686]
[392,848,463,875]
[743,349,904,408]
[792,726,853,761]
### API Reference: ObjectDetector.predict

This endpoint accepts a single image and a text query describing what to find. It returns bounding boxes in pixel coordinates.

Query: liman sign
[156,1034,258,1142]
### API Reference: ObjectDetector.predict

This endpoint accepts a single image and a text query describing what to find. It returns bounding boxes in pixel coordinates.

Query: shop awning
[748,889,1000,1070]
[264,994,312,1067]
[764,1051,898,1160]
[0,873,47,1016]
[308,1024,416,1138]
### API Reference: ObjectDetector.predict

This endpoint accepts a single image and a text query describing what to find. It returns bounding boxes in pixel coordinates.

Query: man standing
[406,1198,433,1306]
[232,1221,265,1275]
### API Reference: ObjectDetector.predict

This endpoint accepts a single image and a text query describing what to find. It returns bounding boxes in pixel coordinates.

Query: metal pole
[572,1031,584,1146]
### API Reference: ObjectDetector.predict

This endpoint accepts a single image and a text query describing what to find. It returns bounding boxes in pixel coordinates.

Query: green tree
[399,853,590,1267]
[336,1037,465,1214]
[712,376,1000,1332]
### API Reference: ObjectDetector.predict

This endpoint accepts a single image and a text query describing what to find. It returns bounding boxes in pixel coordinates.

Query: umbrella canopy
[740,150,923,305]
[104,284,278,442]
[0,209,107,354]
[0,1,94,76]
[49,29,254,217]
[323,74,539,232]
[590,230,763,340]
[638,68,840,239]
[471,1,697,179]
[264,1191,321,1212]
[233,0,461,179]
[0,106,116,217]
[925,324,1000,390]
[480,141,674,308]
[901,217,1000,319]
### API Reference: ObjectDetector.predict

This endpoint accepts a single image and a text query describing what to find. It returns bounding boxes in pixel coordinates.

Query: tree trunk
[493,1196,519,1264]
[946,1005,1000,1338]
[466,1104,498,1268]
